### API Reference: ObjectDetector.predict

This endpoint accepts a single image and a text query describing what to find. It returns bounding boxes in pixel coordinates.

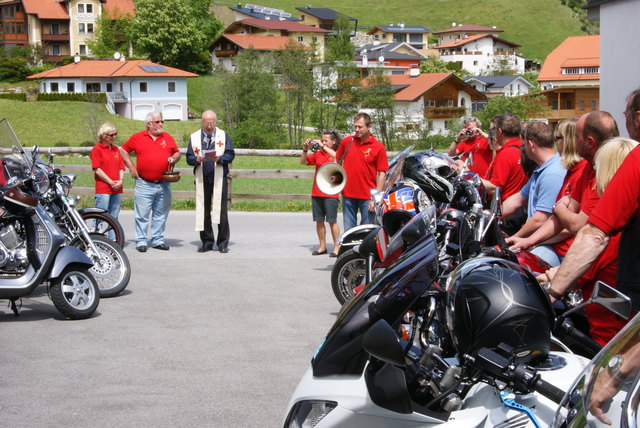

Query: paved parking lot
[0,210,340,427]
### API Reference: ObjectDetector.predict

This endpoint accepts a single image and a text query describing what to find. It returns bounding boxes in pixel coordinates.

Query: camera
[310,141,321,152]
[465,129,474,136]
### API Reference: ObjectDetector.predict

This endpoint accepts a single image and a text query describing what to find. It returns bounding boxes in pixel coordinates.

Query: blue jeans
[342,197,373,232]
[94,193,122,240]
[531,244,563,267]
[134,179,171,247]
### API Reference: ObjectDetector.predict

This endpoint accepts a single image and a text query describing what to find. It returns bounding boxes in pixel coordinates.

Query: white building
[464,75,534,97]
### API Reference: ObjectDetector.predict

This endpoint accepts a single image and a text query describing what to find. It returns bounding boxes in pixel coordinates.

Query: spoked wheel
[81,211,125,247]
[331,249,366,305]
[49,266,99,320]
[72,235,131,298]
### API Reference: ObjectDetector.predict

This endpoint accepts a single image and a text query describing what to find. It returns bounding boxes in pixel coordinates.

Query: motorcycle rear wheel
[72,235,131,298]
[331,249,366,305]
[49,266,100,319]
[81,211,125,247]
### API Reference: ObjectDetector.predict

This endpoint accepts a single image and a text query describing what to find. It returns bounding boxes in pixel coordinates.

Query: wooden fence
[46,147,315,201]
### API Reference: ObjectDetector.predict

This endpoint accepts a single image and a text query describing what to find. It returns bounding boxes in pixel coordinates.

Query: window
[409,34,422,43]
[87,23,94,34]
[444,99,454,107]
[51,23,60,34]
[392,33,403,43]
[86,3,93,14]
[140,82,147,93]
[579,101,585,111]
[78,23,85,33]
[86,82,100,92]
[374,34,379,41]
[425,98,435,107]
[67,82,75,93]
[391,70,404,75]
[3,5,14,17]
[78,4,84,13]
[565,101,572,109]
[591,100,597,110]
[79,44,86,55]
[50,82,59,93]
[460,98,466,106]
[473,61,478,66]
[52,44,60,55]
[119,82,124,92]
[168,82,176,92]
[552,101,558,110]
[297,36,304,42]
[382,34,387,40]
[444,120,450,130]
[106,83,113,92]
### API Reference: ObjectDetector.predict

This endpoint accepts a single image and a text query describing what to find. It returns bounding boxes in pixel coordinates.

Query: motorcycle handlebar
[554,318,602,358]
[533,376,567,404]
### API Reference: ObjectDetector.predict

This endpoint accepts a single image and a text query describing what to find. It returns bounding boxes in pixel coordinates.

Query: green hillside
[218,0,588,61]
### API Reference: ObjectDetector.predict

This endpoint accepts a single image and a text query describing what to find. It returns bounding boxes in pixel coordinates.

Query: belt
[138,176,162,184]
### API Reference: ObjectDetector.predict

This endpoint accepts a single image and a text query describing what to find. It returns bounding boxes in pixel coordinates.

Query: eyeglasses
[203,121,216,125]
[554,135,563,140]
[106,133,117,137]
[152,120,164,124]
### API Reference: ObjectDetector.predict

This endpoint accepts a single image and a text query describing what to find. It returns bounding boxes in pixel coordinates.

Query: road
[0,210,341,427]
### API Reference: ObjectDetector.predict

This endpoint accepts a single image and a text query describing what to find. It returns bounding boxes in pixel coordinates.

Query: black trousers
[200,177,230,248]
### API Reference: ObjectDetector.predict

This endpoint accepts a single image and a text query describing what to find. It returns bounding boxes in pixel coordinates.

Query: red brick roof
[21,0,69,19]
[238,18,331,33]
[218,34,304,50]
[434,24,503,35]
[27,60,198,79]
[538,35,600,82]
[103,0,135,18]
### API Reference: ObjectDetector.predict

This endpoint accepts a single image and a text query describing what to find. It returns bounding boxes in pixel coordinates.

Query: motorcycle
[284,214,631,428]
[39,164,131,298]
[0,118,99,319]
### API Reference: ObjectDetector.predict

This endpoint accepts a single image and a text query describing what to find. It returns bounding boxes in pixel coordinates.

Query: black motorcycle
[0,118,99,319]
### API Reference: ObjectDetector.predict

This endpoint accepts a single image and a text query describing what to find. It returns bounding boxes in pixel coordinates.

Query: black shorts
[312,196,339,223]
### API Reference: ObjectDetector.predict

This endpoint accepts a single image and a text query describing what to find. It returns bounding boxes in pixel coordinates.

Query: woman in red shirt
[301,130,341,257]
[90,122,125,220]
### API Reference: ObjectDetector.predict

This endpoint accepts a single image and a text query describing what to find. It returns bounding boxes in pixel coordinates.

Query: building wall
[297,12,321,27]
[68,0,102,56]
[599,0,640,138]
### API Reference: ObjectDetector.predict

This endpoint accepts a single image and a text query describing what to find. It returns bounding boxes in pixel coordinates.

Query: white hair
[145,111,161,123]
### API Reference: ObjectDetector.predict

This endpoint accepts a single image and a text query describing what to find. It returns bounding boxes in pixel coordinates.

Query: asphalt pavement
[0,210,341,427]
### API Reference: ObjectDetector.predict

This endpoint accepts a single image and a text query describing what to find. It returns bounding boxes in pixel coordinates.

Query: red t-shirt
[577,234,628,346]
[553,159,590,256]
[335,134,389,200]
[589,146,640,236]
[569,163,600,217]
[482,137,527,201]
[456,135,493,177]
[306,150,339,199]
[90,142,125,194]
[122,131,179,182]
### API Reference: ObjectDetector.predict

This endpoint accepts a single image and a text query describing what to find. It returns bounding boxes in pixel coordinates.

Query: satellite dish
[73,55,80,63]
[378,55,385,63]
[113,52,121,60]
[361,48,367,54]
[452,22,456,27]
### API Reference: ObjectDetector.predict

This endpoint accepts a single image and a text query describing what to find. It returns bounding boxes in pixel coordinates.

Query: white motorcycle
[283,211,634,427]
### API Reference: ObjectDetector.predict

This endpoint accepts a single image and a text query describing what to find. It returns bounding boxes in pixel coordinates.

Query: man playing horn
[186,110,235,253]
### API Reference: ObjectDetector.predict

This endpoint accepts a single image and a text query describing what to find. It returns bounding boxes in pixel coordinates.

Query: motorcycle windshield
[552,312,640,427]
[386,205,437,256]
[0,118,32,170]
[312,212,439,377]
[384,146,413,191]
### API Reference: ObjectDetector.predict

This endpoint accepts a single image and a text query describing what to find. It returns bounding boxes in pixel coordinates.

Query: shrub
[80,141,95,147]
[37,92,107,103]
[54,141,70,147]
[0,93,27,101]
[0,57,30,82]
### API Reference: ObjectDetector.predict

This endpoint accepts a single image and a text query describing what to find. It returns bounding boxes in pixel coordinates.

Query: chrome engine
[0,222,28,273]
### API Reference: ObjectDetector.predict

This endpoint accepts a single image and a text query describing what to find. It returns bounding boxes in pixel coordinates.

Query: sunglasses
[106,133,117,137]
[152,120,164,124]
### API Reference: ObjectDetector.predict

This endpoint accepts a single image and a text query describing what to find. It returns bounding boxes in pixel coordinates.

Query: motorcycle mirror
[467,152,474,168]
[591,281,632,320]
[363,319,406,367]
[48,148,54,164]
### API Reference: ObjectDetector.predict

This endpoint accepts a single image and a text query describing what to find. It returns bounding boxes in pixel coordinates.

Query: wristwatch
[608,354,628,382]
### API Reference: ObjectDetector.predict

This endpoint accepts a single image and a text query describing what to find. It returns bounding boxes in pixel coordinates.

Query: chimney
[399,22,404,28]
[389,22,393,26]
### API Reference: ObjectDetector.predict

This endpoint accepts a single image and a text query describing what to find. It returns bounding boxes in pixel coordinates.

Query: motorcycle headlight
[283,400,337,428]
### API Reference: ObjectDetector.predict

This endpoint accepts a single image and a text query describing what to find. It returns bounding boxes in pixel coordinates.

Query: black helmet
[380,181,431,236]
[403,151,455,203]
[445,257,553,364]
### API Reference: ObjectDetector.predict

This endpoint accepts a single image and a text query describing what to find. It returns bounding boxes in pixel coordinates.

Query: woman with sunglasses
[90,122,125,220]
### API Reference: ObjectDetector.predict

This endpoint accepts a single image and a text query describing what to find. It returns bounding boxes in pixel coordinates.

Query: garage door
[133,104,154,121]
[163,104,182,121]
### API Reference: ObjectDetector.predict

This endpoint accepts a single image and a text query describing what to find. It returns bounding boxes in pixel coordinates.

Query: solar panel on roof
[263,8,274,14]
[245,4,256,9]
[253,6,263,12]
[140,65,168,73]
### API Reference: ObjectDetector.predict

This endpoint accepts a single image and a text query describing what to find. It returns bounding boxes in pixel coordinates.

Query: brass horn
[315,162,347,195]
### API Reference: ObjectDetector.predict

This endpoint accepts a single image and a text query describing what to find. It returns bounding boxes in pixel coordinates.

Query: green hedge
[37,92,107,103]
[0,93,27,101]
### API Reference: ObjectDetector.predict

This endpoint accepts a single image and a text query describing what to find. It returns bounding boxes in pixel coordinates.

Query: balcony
[424,106,466,120]
[214,49,236,57]
[42,33,69,42]
[43,54,64,62]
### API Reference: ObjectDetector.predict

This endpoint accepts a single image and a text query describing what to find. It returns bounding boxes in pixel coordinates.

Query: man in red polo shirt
[448,116,492,176]
[335,112,389,231]
[548,90,640,310]
[121,112,180,252]
[481,113,528,234]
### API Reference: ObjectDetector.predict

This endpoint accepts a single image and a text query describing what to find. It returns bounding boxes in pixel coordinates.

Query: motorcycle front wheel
[72,235,131,298]
[49,267,100,320]
[331,249,366,305]
[81,211,125,247]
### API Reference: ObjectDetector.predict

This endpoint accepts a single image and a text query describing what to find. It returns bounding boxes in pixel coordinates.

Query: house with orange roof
[434,28,524,75]
[537,35,600,89]
[0,0,133,60]
[361,71,486,136]
[209,34,306,71]
[223,18,331,61]
[27,59,197,121]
